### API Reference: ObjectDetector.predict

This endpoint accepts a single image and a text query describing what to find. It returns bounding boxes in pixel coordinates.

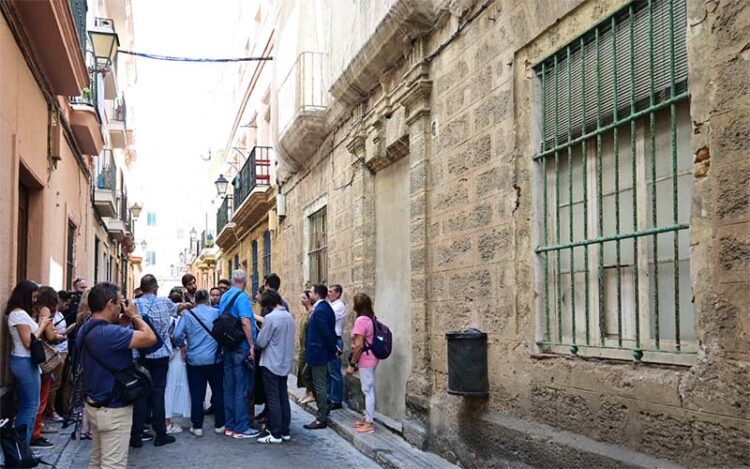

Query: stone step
[287,375,459,469]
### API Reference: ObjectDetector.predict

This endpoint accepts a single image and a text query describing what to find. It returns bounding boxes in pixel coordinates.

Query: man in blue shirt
[130,274,189,448]
[219,269,260,439]
[77,282,156,469]
[173,289,225,436]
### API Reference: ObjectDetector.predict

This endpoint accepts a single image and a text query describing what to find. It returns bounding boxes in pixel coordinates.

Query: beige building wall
[0,11,96,388]
[272,0,750,466]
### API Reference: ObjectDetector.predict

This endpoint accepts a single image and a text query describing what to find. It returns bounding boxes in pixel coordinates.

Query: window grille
[308,207,327,285]
[252,240,259,299]
[534,0,693,361]
[263,230,271,276]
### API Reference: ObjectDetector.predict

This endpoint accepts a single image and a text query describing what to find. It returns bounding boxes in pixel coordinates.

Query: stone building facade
[270,0,749,466]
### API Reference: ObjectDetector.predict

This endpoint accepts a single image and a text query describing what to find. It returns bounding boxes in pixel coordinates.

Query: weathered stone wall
[276,0,750,466]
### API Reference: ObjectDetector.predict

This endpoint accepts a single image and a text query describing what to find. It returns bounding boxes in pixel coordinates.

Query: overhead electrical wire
[117,50,273,62]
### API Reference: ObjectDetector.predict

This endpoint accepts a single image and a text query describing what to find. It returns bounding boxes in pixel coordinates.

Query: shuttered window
[534,0,694,362]
[252,240,259,298]
[537,0,687,150]
[308,207,327,285]
[263,230,271,276]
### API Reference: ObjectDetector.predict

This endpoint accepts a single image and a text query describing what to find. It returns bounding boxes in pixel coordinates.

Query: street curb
[287,377,458,469]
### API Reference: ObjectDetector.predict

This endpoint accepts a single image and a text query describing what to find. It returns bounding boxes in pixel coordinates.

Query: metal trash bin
[446,328,488,397]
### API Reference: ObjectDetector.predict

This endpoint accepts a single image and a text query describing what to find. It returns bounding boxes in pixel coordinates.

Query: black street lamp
[130,202,142,219]
[215,174,229,198]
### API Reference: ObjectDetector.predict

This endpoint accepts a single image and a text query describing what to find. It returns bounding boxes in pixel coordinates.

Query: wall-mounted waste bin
[446,328,488,397]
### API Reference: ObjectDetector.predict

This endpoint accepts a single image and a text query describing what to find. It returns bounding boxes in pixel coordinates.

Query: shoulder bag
[81,321,152,406]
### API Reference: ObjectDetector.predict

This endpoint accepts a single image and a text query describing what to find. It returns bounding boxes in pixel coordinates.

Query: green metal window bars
[534,0,694,362]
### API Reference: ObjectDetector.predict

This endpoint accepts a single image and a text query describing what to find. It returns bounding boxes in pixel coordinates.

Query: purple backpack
[365,317,392,360]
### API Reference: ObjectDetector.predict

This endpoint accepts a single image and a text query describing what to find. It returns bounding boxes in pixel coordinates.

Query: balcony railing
[217,196,231,234]
[70,65,103,121]
[119,189,129,224]
[95,151,116,190]
[278,52,327,136]
[233,146,272,208]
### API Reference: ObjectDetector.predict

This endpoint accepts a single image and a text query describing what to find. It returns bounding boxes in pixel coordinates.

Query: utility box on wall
[446,328,489,397]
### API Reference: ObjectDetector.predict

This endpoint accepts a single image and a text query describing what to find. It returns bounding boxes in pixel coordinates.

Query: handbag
[211,291,244,350]
[29,335,46,367]
[1,421,37,468]
[81,321,153,406]
[39,341,63,375]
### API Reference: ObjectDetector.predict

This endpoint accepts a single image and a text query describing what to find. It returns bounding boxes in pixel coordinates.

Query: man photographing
[77,282,156,469]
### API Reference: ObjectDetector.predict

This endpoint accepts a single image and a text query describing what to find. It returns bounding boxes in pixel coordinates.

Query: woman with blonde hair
[346,293,379,434]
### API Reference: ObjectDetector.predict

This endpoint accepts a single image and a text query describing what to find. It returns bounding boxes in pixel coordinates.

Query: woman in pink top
[346,293,378,434]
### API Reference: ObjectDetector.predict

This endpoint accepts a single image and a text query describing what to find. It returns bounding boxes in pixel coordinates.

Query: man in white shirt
[327,284,346,409]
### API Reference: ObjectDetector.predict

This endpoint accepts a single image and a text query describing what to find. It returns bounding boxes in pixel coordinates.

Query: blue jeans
[327,337,344,404]
[223,348,253,433]
[10,356,40,443]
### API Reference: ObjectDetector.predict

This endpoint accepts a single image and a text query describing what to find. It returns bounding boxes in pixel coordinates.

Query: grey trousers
[310,365,329,424]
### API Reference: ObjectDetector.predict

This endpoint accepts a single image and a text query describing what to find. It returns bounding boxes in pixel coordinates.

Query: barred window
[252,240,259,299]
[308,207,327,285]
[263,230,271,276]
[534,0,694,361]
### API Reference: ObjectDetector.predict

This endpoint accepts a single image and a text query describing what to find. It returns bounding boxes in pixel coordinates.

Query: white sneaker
[189,428,203,437]
[214,426,226,434]
[257,434,282,444]
[281,435,291,442]
[233,429,262,439]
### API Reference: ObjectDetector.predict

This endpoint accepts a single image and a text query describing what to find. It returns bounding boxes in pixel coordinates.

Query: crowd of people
[4,270,381,468]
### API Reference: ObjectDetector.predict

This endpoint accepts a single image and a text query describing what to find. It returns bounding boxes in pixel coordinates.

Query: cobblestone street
[55,402,379,469]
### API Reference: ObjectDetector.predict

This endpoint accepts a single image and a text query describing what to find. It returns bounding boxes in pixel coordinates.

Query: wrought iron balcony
[232,146,272,209]
[216,195,231,235]
[93,151,117,217]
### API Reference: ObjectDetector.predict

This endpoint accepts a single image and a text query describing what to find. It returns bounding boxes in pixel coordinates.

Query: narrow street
[56,402,378,469]
[1,0,748,467]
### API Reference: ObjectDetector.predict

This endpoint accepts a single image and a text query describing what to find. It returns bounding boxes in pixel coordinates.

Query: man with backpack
[302,285,338,430]
[172,289,225,437]
[77,282,156,469]
[216,270,261,439]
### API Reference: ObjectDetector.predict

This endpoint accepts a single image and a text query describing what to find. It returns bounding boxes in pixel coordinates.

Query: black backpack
[80,321,153,406]
[1,422,37,468]
[211,291,244,350]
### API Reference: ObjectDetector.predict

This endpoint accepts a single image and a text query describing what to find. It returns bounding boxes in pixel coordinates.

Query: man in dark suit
[303,284,338,429]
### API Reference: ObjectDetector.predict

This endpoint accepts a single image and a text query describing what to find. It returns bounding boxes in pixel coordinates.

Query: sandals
[353,420,366,428]
[355,424,375,434]
[80,432,92,440]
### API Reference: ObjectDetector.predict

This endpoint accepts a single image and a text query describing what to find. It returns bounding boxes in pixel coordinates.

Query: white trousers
[359,366,376,423]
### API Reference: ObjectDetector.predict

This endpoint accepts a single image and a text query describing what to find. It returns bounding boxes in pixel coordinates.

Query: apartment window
[534,0,692,361]
[228,259,232,275]
[94,238,100,282]
[145,251,156,265]
[251,240,259,299]
[308,207,327,285]
[263,230,271,276]
[66,221,76,290]
[234,255,240,274]
[146,212,157,226]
